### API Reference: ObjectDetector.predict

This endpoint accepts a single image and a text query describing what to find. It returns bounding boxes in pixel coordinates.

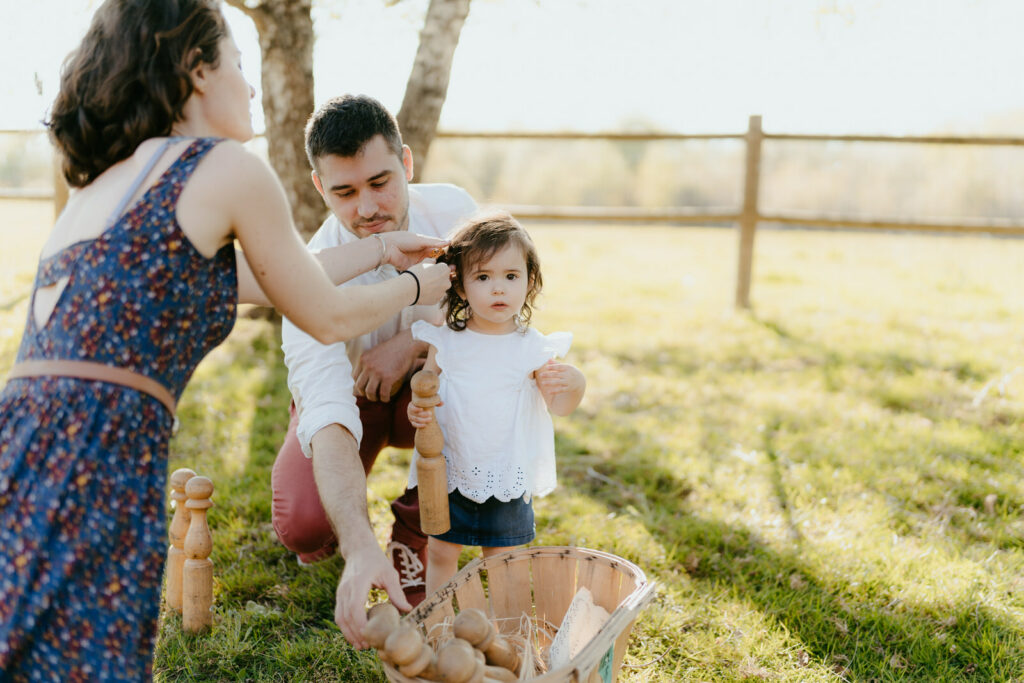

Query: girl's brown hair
[46,0,227,187]
[441,211,543,331]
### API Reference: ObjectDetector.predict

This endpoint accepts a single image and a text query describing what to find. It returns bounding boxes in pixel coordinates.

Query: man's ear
[311,170,325,199]
[402,144,414,181]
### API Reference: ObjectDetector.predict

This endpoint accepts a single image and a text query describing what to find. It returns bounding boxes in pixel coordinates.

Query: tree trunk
[397,0,472,182]
[225,0,324,240]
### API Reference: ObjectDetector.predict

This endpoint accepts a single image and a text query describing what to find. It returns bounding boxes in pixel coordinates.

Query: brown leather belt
[7,359,177,416]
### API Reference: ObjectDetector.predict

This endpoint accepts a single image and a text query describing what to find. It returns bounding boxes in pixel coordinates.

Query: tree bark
[225,0,324,240]
[397,0,472,182]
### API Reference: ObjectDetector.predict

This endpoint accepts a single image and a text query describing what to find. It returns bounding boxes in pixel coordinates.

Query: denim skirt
[432,489,535,547]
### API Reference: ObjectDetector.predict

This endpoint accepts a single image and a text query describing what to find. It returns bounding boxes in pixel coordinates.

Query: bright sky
[2,0,1022,136]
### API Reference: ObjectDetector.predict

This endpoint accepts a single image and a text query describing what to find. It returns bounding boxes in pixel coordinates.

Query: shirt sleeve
[280,216,363,457]
[527,330,573,371]
[410,320,442,350]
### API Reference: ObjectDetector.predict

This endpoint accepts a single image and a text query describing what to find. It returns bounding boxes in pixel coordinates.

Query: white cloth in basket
[548,586,611,669]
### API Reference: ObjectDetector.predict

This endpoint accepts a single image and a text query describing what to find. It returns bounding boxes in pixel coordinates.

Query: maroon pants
[270,382,424,563]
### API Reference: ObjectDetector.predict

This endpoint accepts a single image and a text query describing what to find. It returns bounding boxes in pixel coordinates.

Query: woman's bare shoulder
[192,139,282,196]
[200,139,266,172]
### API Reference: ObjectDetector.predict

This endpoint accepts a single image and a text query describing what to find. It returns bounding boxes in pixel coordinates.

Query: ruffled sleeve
[410,320,442,347]
[410,320,447,369]
[526,330,573,371]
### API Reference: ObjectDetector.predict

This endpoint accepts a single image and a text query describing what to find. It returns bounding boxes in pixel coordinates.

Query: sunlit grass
[2,200,1023,681]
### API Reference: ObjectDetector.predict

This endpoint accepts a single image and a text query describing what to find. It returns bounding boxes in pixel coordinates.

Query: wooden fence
[436,118,1024,308]
[4,118,1024,308]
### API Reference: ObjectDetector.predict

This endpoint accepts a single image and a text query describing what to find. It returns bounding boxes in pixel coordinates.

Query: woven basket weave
[381,546,654,683]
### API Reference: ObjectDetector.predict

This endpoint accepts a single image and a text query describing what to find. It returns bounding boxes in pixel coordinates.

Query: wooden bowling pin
[384,625,440,680]
[166,467,195,612]
[182,475,214,632]
[363,603,401,663]
[436,638,485,683]
[436,638,511,683]
[453,608,520,675]
[411,370,450,535]
[483,665,517,683]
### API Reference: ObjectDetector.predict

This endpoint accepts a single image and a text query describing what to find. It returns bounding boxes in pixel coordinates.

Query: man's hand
[333,547,412,649]
[353,332,422,402]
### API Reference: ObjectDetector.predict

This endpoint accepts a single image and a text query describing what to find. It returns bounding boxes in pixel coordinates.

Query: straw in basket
[381,545,655,683]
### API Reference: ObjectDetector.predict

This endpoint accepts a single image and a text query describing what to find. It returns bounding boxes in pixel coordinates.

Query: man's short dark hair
[304,94,403,170]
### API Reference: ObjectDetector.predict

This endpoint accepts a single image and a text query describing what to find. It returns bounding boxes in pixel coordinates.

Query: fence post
[52,148,68,220]
[735,115,763,309]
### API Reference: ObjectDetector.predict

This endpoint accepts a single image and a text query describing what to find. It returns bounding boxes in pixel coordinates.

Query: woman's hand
[405,260,453,306]
[383,232,449,270]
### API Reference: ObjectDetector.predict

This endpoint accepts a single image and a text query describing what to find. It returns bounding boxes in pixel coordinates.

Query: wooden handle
[411,369,450,535]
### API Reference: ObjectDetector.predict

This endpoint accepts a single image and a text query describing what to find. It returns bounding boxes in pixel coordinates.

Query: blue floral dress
[0,138,236,681]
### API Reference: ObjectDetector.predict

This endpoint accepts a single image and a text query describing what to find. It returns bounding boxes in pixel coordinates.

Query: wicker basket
[381,546,655,683]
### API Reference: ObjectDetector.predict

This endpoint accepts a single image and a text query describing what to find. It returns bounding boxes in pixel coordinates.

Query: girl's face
[459,243,530,335]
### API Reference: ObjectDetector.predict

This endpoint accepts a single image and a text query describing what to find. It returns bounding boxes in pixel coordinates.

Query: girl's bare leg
[426,537,463,595]
[481,545,516,560]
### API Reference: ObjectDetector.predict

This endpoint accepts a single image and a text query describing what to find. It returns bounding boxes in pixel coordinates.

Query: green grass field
[2,198,1023,681]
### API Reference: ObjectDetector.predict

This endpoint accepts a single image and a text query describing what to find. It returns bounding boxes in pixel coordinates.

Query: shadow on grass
[556,418,1024,681]
[157,322,385,682]
[749,314,1024,542]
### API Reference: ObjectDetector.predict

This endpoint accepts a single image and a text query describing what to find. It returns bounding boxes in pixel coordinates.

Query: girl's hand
[383,232,449,270]
[407,401,436,429]
[406,260,453,306]
[535,360,579,395]
[536,359,587,416]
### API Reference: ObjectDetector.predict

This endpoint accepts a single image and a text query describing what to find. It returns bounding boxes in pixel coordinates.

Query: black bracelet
[401,270,420,306]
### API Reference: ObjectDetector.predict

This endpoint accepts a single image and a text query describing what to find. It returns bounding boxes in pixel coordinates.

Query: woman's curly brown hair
[46,0,226,187]
[439,211,543,332]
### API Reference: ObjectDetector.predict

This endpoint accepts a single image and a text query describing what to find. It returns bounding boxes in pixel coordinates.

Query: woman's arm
[237,232,449,307]
[194,143,451,343]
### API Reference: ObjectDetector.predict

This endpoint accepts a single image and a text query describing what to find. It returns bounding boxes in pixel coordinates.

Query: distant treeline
[4,128,1023,222]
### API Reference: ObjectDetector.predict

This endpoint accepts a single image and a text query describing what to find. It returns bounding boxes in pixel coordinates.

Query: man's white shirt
[281,183,477,456]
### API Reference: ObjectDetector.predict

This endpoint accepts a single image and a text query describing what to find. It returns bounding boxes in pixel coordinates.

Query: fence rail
[4,120,1024,308]
[438,120,1024,307]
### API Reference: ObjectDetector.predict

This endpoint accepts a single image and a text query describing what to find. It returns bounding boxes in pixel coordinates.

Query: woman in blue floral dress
[0,1,454,680]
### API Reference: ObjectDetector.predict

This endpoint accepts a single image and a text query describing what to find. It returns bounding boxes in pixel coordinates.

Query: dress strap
[156,137,223,207]
[103,137,179,227]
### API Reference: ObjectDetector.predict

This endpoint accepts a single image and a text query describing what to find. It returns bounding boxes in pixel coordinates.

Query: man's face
[311,134,414,238]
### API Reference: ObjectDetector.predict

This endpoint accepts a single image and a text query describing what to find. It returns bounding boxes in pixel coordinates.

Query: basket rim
[409,545,650,623]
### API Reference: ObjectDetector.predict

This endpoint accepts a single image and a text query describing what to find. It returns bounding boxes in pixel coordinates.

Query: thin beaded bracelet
[372,233,387,271]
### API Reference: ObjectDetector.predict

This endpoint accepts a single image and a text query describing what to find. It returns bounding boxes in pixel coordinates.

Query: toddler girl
[407,211,586,594]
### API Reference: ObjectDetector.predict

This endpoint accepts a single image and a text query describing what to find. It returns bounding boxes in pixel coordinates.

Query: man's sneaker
[387,540,426,607]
